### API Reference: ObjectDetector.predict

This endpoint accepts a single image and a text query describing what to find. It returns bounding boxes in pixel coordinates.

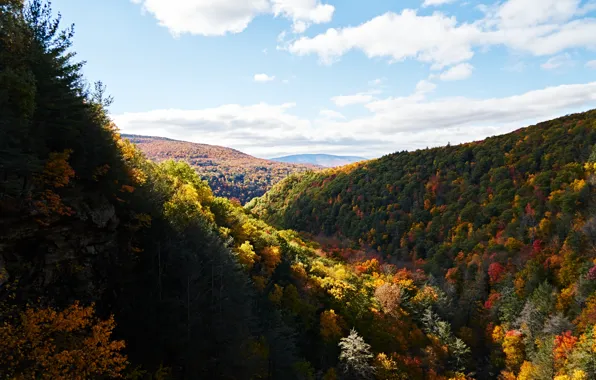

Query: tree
[320,309,344,343]
[502,330,525,372]
[374,283,405,318]
[338,329,375,380]
[0,302,127,379]
[237,240,258,269]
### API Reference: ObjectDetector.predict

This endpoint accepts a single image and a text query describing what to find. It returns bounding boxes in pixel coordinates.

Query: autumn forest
[3,1,596,380]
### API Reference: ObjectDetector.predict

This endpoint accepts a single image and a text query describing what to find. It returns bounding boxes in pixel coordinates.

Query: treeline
[126,134,317,204]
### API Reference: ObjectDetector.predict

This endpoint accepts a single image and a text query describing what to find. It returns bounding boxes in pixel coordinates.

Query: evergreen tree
[338,329,374,380]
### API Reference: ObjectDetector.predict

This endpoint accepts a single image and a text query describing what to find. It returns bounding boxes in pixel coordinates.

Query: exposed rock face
[0,192,121,304]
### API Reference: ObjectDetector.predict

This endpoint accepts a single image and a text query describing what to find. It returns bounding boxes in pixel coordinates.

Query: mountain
[248,109,596,377]
[8,2,596,379]
[271,153,367,167]
[122,134,317,204]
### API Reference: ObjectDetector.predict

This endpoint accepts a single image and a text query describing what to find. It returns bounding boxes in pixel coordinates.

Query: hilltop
[270,153,368,168]
[123,134,317,204]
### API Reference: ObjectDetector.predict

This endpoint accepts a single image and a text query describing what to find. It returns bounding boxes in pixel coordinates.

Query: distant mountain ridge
[270,153,367,167]
[122,134,317,204]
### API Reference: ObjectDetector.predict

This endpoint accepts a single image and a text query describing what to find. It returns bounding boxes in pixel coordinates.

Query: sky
[51,0,596,159]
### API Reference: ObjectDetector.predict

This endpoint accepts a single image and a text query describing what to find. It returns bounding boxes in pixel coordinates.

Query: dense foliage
[125,134,317,204]
[248,109,596,378]
[0,2,468,378]
[5,1,596,379]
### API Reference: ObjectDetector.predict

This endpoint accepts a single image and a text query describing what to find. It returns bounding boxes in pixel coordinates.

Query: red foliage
[488,262,506,284]
[484,292,501,310]
[532,239,542,256]
[553,331,577,363]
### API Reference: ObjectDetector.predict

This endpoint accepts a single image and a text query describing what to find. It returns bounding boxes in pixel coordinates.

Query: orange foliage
[354,258,380,274]
[33,150,77,221]
[553,331,578,366]
[39,150,75,188]
[34,190,74,219]
[260,246,281,276]
[0,301,127,379]
[320,309,344,343]
[574,295,596,332]
[445,267,460,285]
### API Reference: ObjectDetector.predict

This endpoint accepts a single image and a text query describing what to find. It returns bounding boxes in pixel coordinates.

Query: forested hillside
[0,2,477,379]
[5,1,596,379]
[124,134,317,204]
[249,109,596,378]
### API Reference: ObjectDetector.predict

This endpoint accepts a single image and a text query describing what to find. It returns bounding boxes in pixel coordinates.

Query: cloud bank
[114,82,596,158]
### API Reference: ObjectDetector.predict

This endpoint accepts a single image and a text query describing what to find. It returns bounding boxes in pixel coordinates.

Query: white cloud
[287,0,596,69]
[114,82,596,158]
[130,0,334,36]
[272,0,334,32]
[368,78,383,86]
[492,0,585,29]
[438,63,474,80]
[586,60,596,69]
[331,93,375,107]
[423,0,457,7]
[415,80,437,93]
[319,109,346,119]
[541,53,574,70]
[254,73,276,82]
[288,10,481,68]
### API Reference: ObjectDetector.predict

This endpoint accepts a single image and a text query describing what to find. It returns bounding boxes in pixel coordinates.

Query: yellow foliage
[492,325,505,344]
[516,361,537,380]
[164,183,214,228]
[554,370,588,380]
[320,310,343,343]
[261,246,281,276]
[570,179,587,192]
[504,237,523,252]
[412,285,439,307]
[374,353,401,380]
[268,284,284,305]
[0,302,127,379]
[557,286,575,311]
[290,262,308,283]
[237,241,258,270]
[503,330,525,371]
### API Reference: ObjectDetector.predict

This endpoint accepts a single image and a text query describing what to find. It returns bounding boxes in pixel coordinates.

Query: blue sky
[52,0,596,158]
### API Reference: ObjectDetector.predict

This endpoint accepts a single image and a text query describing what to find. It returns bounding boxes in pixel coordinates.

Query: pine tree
[338,329,374,380]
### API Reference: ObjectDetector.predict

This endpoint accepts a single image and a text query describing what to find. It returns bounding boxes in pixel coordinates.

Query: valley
[2,1,596,380]
[125,134,318,204]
